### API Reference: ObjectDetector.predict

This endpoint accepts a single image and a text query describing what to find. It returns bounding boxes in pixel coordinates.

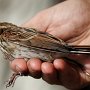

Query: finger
[10,59,28,73]
[54,59,82,89]
[41,62,60,85]
[22,10,51,32]
[27,58,42,79]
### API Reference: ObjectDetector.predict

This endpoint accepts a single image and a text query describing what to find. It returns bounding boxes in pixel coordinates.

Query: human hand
[10,0,90,89]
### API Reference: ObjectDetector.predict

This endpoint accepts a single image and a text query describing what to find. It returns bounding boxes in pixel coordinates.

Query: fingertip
[27,58,42,71]
[41,62,55,74]
[10,59,28,73]
[27,58,42,78]
[53,59,67,70]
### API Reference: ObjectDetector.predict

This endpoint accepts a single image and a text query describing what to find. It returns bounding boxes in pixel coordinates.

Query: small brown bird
[0,22,90,87]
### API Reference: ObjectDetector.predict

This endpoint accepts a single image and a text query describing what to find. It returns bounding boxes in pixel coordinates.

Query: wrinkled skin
[10,0,90,89]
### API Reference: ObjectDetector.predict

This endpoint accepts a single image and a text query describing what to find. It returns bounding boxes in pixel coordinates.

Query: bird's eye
[0,29,4,35]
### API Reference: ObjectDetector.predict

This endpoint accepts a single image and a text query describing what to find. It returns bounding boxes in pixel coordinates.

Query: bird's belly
[12,45,66,62]
[0,41,67,62]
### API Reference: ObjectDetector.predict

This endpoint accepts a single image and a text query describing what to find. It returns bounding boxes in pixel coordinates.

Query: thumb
[22,10,51,32]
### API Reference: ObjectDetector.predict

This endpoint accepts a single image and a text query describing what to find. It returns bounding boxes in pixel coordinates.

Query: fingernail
[15,65,22,72]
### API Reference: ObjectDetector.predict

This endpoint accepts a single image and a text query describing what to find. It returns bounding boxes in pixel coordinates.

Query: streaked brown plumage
[0,22,90,87]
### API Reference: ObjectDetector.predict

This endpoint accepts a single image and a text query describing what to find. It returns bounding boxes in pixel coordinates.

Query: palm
[11,0,90,89]
[44,1,90,89]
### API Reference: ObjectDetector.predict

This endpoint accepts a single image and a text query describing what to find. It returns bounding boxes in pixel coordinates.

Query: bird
[0,22,90,87]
